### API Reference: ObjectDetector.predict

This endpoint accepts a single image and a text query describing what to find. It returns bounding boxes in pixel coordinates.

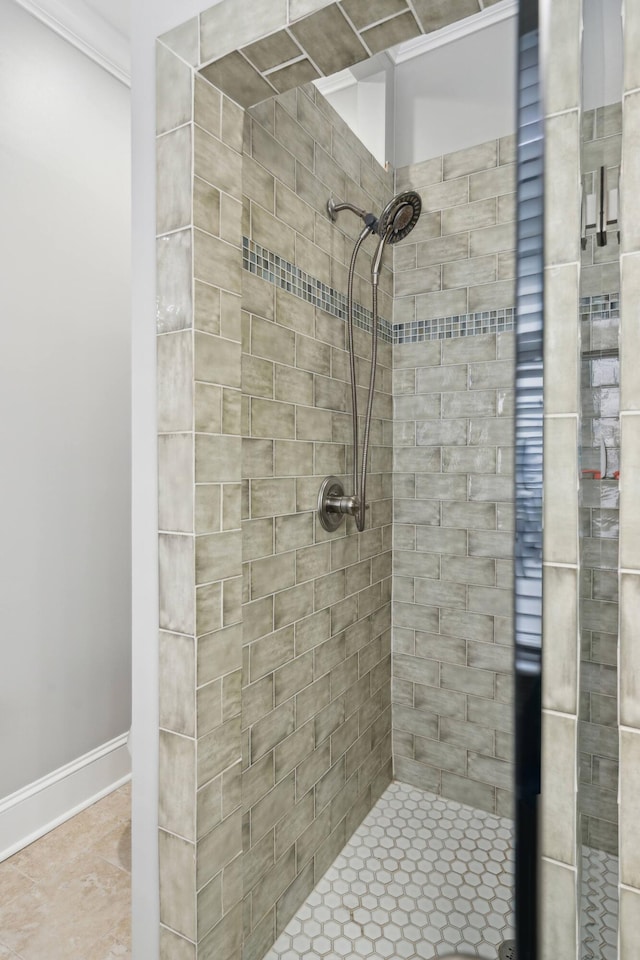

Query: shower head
[370,191,422,285]
[377,191,422,243]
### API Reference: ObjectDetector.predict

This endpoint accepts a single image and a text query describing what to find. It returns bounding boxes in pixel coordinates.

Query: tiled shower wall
[156,43,246,960]
[619,0,640,951]
[579,104,621,857]
[391,140,516,817]
[239,84,395,960]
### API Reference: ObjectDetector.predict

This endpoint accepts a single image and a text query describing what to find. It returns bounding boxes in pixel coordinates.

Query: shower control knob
[318,477,360,531]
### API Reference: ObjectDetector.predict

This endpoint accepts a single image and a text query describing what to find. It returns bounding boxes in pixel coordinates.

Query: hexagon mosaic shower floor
[265,780,514,960]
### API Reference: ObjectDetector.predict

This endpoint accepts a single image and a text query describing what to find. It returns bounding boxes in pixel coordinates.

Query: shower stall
[152,1,637,958]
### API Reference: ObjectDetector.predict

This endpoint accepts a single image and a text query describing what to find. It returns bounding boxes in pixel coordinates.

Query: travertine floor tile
[89,821,132,874]
[0,852,130,960]
[9,785,131,883]
[84,915,132,960]
[0,862,34,909]
[0,784,130,960]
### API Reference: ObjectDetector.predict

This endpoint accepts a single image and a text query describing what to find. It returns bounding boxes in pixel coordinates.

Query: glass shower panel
[578,2,622,956]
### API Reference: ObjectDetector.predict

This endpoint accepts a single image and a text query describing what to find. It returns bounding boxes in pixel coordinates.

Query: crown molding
[390,0,518,64]
[315,0,517,97]
[12,0,130,86]
[314,67,358,97]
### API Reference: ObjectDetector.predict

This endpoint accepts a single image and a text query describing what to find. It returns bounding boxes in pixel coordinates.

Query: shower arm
[328,197,379,232]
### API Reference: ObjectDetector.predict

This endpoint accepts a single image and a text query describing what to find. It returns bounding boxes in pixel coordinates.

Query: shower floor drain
[498,942,517,960]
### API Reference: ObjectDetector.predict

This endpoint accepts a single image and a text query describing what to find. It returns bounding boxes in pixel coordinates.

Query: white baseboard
[0,734,132,862]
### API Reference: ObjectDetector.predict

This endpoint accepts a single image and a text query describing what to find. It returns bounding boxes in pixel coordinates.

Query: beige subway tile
[159,830,196,940]
[159,731,196,841]
[197,679,223,738]
[160,17,199,64]
[243,355,274,405]
[157,231,193,333]
[361,10,422,53]
[498,133,516,165]
[622,96,640,253]
[394,265,441,298]
[251,478,296,517]
[621,573,640,729]
[159,434,194,533]
[469,222,514,257]
[194,383,221,438]
[198,623,242,687]
[200,0,287,60]
[243,438,274,480]
[158,331,193,433]
[442,138,497,179]
[251,550,296,598]
[251,702,296,762]
[157,126,192,235]
[541,712,576,865]
[196,435,241,482]
[198,717,241,788]
[196,810,242,892]
[195,582,222,636]
[620,886,640,960]
[619,730,640,889]
[421,177,469,212]
[251,398,295,439]
[194,126,242,201]
[251,773,296,845]
[250,315,295,365]
[194,176,220,236]
[415,288,467,321]
[545,110,581,266]
[195,531,241,586]
[160,925,196,960]
[160,632,196,737]
[251,119,297,190]
[497,251,515,280]
[468,279,514,311]
[194,281,221,336]
[396,155,443,191]
[243,155,275,214]
[621,254,640,409]
[469,163,515,202]
[542,565,578,714]
[194,75,221,137]
[543,416,578,564]
[159,534,194,634]
[416,233,469,268]
[194,231,242,294]
[221,95,245,155]
[251,204,297,263]
[443,255,496,289]
[544,264,580,414]
[156,42,192,136]
[195,333,241,388]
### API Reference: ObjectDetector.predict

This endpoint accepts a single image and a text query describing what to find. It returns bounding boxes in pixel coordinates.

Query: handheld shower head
[371,191,422,284]
[377,191,422,243]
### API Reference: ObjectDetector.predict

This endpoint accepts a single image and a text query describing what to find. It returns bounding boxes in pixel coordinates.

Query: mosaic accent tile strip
[264,780,515,960]
[580,292,620,322]
[243,237,393,343]
[581,845,618,960]
[393,309,516,344]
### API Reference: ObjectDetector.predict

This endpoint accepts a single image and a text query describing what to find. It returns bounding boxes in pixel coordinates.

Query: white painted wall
[393,16,517,166]
[583,0,623,109]
[0,0,131,798]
